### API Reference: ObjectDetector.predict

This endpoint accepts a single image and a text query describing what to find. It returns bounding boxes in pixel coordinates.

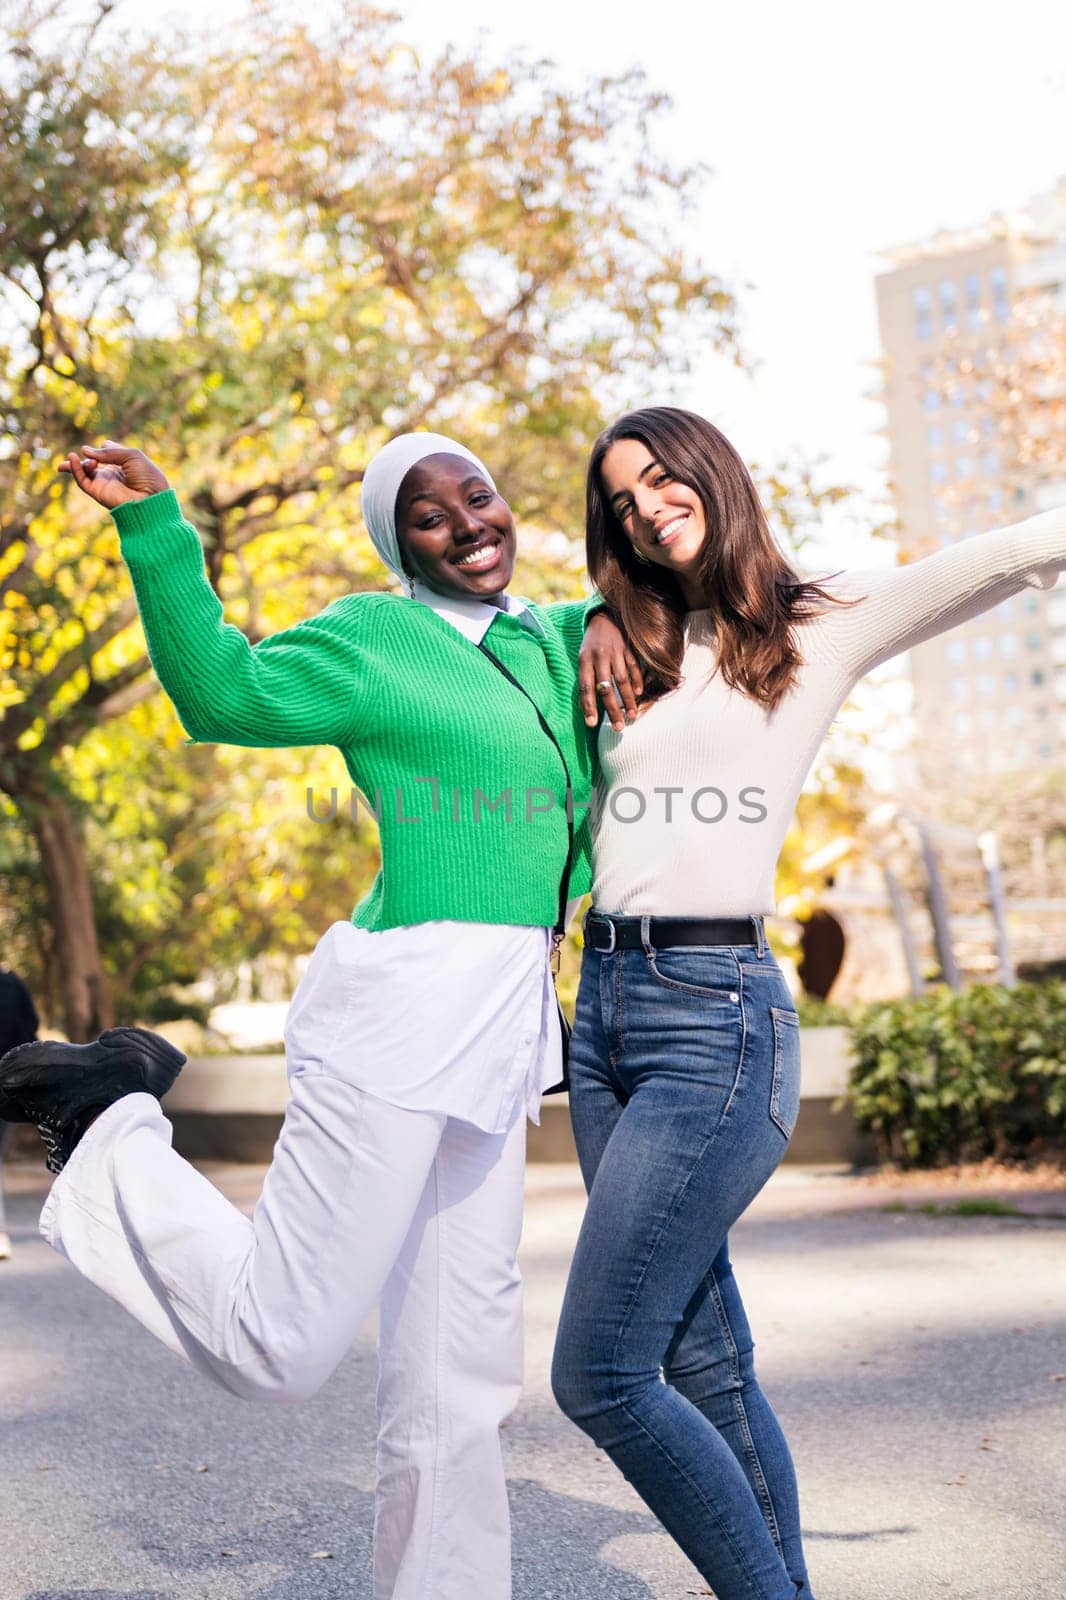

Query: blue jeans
[551,918,814,1600]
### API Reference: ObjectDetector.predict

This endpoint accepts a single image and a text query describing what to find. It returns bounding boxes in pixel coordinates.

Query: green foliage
[0,0,874,1025]
[944,1197,1022,1217]
[845,979,1066,1168]
[794,994,863,1028]
[880,1198,1023,1216]
[0,0,738,1021]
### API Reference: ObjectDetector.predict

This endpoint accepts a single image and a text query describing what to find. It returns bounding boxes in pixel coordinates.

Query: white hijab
[360,432,497,581]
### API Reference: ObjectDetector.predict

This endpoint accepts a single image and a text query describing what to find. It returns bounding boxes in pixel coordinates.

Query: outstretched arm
[819,503,1066,682]
[61,443,367,748]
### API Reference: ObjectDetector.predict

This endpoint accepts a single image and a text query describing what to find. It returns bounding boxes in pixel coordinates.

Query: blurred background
[3,0,1066,1065]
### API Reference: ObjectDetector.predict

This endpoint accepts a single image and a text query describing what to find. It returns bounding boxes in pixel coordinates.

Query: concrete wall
[156,1027,875,1168]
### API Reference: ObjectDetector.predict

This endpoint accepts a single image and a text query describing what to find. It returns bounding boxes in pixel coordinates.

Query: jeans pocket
[643,949,742,1006]
[769,1007,801,1140]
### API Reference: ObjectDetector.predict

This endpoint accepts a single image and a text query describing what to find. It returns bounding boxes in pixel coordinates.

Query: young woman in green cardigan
[0,432,633,1600]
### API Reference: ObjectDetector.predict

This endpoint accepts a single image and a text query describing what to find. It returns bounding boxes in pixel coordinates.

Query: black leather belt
[584,912,761,953]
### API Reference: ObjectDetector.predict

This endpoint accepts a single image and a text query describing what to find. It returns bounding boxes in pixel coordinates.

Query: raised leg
[40,1074,447,1401]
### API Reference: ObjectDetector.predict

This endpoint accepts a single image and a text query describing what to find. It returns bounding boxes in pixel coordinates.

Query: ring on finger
[595,679,613,694]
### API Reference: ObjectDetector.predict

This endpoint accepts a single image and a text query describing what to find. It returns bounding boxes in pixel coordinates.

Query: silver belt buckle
[588,915,617,954]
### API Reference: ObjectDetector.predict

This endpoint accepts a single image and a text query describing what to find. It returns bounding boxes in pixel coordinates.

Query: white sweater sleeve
[818,504,1066,681]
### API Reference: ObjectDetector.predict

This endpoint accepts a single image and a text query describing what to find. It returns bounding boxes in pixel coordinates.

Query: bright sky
[142,0,1066,534]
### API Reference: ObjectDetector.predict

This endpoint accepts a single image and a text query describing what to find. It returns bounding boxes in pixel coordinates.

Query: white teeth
[656,514,688,544]
[455,542,499,568]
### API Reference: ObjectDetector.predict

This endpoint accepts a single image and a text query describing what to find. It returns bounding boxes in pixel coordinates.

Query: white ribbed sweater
[590,504,1066,917]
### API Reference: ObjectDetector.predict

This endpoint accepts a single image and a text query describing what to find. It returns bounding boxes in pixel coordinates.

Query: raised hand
[58,441,170,509]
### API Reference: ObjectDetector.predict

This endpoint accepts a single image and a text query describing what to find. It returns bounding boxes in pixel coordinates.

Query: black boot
[0,1026,186,1174]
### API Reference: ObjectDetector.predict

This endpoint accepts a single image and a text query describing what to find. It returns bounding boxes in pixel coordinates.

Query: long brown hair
[586,407,863,712]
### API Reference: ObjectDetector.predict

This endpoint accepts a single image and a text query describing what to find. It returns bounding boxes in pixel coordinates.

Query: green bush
[794,995,863,1028]
[844,980,1066,1168]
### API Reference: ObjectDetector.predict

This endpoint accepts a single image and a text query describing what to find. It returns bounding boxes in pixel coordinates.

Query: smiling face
[394,452,517,604]
[599,437,709,605]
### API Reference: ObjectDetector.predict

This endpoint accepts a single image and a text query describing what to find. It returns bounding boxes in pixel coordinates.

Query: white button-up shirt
[284,581,579,1134]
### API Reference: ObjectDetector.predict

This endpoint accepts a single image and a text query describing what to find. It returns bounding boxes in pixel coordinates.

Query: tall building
[875,179,1066,785]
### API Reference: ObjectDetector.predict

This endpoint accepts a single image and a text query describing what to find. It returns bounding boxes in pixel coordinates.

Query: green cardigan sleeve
[540,593,608,662]
[112,490,366,748]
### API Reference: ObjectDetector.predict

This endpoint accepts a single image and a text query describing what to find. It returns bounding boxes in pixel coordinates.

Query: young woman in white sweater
[554,405,1066,1600]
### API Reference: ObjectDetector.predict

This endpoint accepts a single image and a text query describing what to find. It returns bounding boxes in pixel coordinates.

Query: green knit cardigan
[112,490,598,930]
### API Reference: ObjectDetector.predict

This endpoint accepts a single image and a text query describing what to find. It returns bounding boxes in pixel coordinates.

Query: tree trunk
[25,781,113,1041]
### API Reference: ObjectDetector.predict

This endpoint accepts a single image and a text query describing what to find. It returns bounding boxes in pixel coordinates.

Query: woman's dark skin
[394,452,519,606]
[61,440,641,732]
[395,452,640,731]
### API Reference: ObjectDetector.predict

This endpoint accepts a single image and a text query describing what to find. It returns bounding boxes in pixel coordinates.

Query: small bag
[477,639,573,1093]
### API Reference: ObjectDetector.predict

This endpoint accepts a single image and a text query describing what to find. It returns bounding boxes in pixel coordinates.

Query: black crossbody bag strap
[476,639,573,1091]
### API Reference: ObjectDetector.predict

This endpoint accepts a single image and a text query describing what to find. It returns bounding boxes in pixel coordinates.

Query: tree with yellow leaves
[1,0,739,1035]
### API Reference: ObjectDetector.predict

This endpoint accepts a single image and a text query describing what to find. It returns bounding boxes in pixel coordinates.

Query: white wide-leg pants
[38,1068,526,1599]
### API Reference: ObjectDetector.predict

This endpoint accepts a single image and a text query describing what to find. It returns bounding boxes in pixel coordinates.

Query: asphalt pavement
[1,1158,1064,1600]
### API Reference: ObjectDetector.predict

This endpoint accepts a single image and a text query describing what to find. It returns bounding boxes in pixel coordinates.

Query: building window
[946,638,966,664]
[976,672,997,696]
[1049,595,1066,627]
[930,460,949,485]
[953,711,972,734]
[1024,595,1040,614]
[939,279,958,332]
[956,455,973,480]
[1000,632,1018,657]
[919,361,940,411]
[951,676,969,700]
[913,283,934,340]
[981,449,1000,475]
[952,418,970,445]
[1004,671,1019,693]
[1006,705,1025,728]
[987,489,1004,514]
[973,636,993,661]
[997,598,1014,619]
[926,423,944,449]
[964,271,982,329]
[1039,742,1054,759]
[1032,668,1046,686]
[1028,631,1043,649]
[989,265,1010,323]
